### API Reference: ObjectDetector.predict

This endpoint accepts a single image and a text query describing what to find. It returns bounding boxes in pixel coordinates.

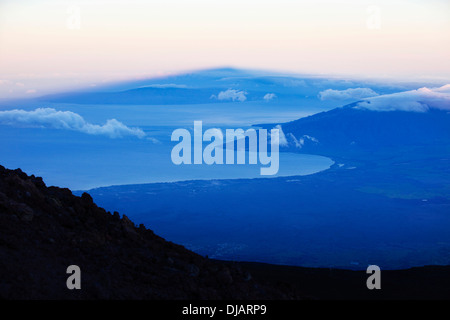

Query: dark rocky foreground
[0,165,300,299]
[1,164,450,300]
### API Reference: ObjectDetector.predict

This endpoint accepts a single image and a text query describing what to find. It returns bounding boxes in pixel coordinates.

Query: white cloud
[25,89,37,94]
[287,133,318,149]
[263,93,277,101]
[356,84,450,112]
[434,84,450,93]
[211,89,247,102]
[273,125,288,146]
[0,108,146,138]
[318,87,378,101]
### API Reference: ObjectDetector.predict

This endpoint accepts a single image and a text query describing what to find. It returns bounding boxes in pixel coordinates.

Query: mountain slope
[271,104,450,156]
[0,165,300,299]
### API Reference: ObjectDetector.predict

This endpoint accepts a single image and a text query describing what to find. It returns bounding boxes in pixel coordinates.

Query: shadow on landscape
[1,165,450,300]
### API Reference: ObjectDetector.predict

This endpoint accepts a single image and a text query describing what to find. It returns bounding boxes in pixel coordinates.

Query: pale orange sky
[0,0,449,98]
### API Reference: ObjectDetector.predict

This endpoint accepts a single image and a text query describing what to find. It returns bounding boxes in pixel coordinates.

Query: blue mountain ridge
[33,68,418,106]
[260,102,450,156]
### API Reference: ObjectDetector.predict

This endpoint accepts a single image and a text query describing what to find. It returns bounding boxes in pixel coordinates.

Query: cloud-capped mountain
[271,85,450,155]
[31,67,422,108]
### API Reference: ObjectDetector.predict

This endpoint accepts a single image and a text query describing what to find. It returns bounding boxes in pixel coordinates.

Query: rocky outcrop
[0,165,300,299]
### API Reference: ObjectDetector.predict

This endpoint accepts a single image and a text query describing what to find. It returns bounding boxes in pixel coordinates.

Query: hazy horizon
[0,0,449,99]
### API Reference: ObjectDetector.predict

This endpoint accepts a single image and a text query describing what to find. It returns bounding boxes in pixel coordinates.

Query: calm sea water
[0,103,333,190]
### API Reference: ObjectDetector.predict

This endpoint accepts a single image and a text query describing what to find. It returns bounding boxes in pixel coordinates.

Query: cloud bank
[0,108,146,138]
[356,84,450,112]
[319,87,379,101]
[211,89,247,102]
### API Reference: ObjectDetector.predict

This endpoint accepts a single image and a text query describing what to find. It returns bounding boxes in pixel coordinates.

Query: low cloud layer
[319,87,379,101]
[211,89,247,102]
[0,108,146,138]
[356,84,450,112]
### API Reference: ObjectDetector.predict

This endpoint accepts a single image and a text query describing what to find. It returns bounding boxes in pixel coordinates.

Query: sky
[0,0,449,98]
